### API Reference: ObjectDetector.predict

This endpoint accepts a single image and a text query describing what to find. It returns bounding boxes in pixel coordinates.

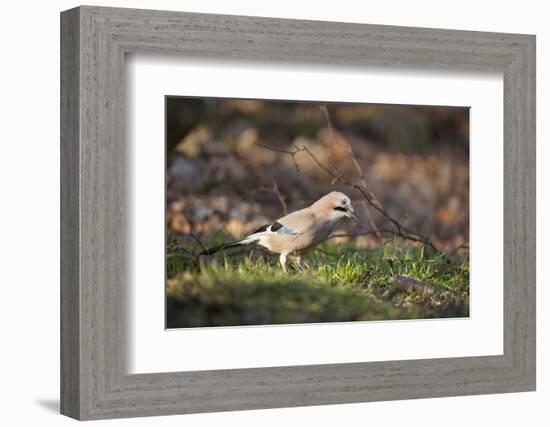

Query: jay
[200,191,359,271]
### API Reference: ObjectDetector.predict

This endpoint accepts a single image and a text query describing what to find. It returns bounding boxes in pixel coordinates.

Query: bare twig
[188,232,206,253]
[328,229,395,240]
[319,106,440,251]
[328,229,435,248]
[300,145,439,252]
[263,182,288,215]
[255,122,440,252]
[320,105,382,239]
[245,182,289,215]
[255,142,303,173]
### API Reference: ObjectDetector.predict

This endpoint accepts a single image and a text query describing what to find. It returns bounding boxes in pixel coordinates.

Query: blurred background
[166,97,469,252]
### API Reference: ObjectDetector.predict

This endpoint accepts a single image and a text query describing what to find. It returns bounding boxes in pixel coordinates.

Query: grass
[166,236,469,328]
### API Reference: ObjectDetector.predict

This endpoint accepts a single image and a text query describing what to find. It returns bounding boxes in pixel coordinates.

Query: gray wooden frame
[60,5,536,420]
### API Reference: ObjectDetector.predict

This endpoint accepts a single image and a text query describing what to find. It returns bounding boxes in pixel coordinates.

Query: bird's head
[315,191,359,221]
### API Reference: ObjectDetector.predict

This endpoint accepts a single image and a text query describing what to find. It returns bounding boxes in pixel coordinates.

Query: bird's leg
[286,254,307,271]
[295,255,305,270]
[279,253,288,272]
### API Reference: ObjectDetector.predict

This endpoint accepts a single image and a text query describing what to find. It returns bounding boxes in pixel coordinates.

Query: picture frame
[60,5,536,420]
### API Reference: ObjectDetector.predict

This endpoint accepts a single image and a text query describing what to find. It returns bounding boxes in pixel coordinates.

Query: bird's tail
[199,236,258,256]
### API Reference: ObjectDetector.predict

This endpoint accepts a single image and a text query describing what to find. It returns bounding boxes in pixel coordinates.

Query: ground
[165,99,470,328]
[166,236,469,328]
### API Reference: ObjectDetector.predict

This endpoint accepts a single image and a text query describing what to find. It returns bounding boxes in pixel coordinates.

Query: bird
[200,191,359,271]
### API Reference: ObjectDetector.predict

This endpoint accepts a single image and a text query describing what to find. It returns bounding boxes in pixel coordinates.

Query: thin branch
[318,106,436,247]
[328,229,393,240]
[255,125,440,252]
[255,142,303,173]
[188,232,206,253]
[320,105,382,239]
[299,145,440,252]
[269,182,288,215]
[244,182,289,215]
[328,229,433,247]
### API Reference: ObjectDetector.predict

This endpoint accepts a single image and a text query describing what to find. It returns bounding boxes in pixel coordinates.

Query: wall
[0,0,546,425]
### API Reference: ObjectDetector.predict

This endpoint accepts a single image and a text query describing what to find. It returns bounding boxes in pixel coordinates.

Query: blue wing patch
[270,221,298,235]
[276,225,298,235]
[254,221,298,236]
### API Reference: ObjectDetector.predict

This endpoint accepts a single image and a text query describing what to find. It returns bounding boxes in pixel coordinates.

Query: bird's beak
[346,205,359,221]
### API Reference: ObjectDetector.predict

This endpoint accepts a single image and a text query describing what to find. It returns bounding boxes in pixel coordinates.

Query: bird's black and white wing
[237,220,299,248]
[253,221,299,236]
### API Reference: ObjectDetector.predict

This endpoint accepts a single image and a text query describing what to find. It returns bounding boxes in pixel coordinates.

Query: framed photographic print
[164,97,470,329]
[61,5,536,420]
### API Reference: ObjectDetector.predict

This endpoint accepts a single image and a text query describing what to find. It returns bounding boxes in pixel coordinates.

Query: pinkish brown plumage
[201,192,358,271]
